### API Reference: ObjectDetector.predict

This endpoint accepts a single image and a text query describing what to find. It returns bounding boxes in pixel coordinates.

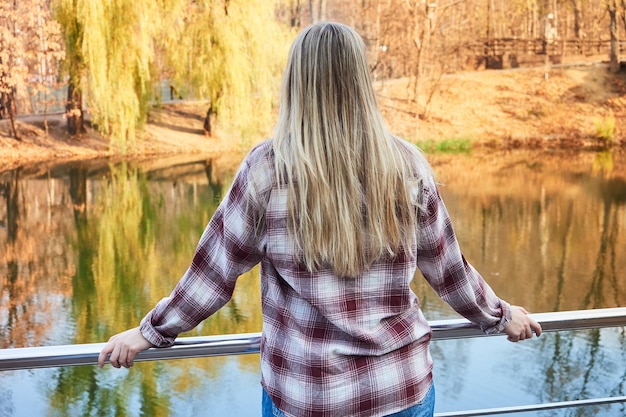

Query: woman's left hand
[504,306,542,342]
[98,327,153,368]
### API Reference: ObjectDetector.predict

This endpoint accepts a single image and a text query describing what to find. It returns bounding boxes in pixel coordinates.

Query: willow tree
[55,0,87,135]
[54,0,289,150]
[160,0,291,138]
[82,0,162,151]
[55,0,164,151]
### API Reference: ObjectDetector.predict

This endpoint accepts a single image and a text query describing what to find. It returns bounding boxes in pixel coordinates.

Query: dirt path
[1,63,625,172]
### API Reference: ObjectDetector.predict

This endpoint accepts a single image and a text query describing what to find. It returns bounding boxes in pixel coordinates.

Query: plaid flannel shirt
[140,139,511,417]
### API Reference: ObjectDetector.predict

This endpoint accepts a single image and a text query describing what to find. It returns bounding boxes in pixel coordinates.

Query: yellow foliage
[160,0,292,139]
[54,0,292,151]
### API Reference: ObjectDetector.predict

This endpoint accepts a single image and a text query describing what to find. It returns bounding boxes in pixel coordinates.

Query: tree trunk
[66,83,85,135]
[487,0,495,39]
[4,91,20,141]
[621,0,626,41]
[309,0,314,23]
[289,0,301,27]
[525,0,532,38]
[317,0,326,22]
[203,105,216,137]
[532,0,538,38]
[608,0,620,73]
[570,0,582,39]
[552,0,558,31]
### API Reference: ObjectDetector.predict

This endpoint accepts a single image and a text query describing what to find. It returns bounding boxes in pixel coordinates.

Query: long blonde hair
[273,22,427,277]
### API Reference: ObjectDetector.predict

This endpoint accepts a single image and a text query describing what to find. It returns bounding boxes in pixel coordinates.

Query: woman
[98,22,541,417]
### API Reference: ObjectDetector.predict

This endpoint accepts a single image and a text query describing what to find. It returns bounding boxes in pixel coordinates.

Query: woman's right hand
[504,306,542,342]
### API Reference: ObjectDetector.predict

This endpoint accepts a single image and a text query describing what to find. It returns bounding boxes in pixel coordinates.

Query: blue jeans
[262,384,435,417]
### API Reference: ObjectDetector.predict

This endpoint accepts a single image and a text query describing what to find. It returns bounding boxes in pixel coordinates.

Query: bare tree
[570,0,583,38]
[621,0,626,42]
[607,0,620,73]
[309,0,314,22]
[290,0,302,27]
[317,0,327,21]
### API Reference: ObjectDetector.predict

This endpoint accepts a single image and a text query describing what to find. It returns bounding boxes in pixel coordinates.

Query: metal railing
[1,307,625,416]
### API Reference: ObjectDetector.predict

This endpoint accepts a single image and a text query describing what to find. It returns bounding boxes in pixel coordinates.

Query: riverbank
[380,62,626,150]
[1,63,625,172]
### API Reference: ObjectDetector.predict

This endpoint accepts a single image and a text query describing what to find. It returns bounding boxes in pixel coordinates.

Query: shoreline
[1,64,625,172]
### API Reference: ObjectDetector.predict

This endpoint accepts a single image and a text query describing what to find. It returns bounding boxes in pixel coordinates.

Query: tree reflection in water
[0,149,625,416]
[2,168,20,325]
[411,149,626,416]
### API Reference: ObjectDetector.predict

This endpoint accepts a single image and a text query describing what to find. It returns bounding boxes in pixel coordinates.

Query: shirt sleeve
[416,176,511,334]
[139,155,267,347]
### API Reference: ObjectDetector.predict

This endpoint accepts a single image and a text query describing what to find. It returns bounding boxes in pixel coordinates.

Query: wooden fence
[470,38,624,69]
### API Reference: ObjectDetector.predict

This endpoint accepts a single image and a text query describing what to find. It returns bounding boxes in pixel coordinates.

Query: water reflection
[1,168,20,338]
[0,149,625,416]
[417,149,626,316]
[419,149,626,417]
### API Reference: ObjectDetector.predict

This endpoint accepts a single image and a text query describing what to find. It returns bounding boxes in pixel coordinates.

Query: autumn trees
[0,0,64,140]
[1,0,288,149]
[352,0,626,69]
[2,0,625,149]
[315,0,626,117]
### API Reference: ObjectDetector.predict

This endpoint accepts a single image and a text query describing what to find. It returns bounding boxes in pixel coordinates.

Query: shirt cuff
[482,300,512,335]
[139,312,177,348]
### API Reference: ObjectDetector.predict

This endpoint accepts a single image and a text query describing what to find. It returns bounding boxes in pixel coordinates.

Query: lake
[0,147,625,416]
